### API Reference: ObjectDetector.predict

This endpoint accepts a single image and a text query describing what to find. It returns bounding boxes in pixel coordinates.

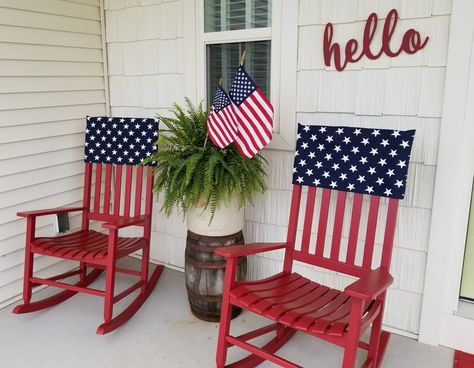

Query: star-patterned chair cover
[14,116,164,335]
[214,123,416,368]
[293,124,415,199]
[84,116,159,166]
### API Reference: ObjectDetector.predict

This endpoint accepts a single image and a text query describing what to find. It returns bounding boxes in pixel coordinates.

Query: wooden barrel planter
[185,230,247,322]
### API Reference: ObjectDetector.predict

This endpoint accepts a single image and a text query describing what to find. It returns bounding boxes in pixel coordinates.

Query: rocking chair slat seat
[231,272,378,338]
[230,272,301,298]
[32,230,145,262]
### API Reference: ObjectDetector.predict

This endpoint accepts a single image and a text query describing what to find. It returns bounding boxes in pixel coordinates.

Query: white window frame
[195,0,298,151]
[418,0,474,354]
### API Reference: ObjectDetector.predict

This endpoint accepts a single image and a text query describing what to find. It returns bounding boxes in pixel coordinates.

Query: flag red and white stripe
[229,65,274,159]
[206,86,238,148]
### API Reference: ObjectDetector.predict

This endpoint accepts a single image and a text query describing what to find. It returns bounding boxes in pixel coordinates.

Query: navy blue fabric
[212,85,233,112]
[229,65,257,106]
[84,116,159,166]
[292,124,415,199]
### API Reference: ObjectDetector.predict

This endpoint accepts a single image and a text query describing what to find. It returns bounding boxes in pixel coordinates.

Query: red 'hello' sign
[323,9,429,71]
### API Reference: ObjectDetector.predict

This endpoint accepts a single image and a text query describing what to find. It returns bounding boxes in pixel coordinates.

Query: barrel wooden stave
[185,230,247,321]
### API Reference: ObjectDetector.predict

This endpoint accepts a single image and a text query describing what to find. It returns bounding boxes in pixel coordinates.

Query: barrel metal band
[185,285,223,301]
[185,254,246,269]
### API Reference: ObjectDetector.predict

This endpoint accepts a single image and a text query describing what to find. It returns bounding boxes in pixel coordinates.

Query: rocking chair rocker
[215,124,415,367]
[13,116,163,335]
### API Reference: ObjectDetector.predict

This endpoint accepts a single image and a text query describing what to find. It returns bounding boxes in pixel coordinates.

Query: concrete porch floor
[0,261,454,368]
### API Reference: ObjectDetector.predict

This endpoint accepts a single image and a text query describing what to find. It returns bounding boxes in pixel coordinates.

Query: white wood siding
[0,0,108,307]
[105,0,452,336]
[104,0,188,269]
[244,0,451,335]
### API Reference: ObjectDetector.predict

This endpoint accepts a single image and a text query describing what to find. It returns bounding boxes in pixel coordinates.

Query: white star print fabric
[84,116,159,166]
[292,124,415,199]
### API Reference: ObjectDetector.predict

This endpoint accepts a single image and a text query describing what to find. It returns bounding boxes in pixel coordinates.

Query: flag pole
[240,50,246,65]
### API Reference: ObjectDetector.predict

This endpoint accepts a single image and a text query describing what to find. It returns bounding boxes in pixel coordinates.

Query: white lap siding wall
[104,0,188,268]
[0,0,108,307]
[105,0,452,336]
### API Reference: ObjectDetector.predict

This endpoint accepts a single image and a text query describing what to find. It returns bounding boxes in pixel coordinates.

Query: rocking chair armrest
[344,267,394,301]
[17,207,85,218]
[102,215,147,230]
[215,242,288,258]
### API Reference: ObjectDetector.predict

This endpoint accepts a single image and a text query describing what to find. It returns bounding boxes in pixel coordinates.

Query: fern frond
[146,100,268,222]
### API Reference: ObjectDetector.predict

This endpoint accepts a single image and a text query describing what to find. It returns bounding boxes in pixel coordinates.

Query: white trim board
[99,0,111,116]
[419,0,474,353]
[439,314,474,353]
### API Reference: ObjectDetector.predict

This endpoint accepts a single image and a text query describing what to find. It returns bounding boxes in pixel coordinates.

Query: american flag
[84,116,159,166]
[292,124,415,199]
[207,85,238,148]
[229,65,273,159]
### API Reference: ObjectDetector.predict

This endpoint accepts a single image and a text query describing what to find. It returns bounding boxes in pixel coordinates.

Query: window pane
[206,41,271,105]
[204,0,272,32]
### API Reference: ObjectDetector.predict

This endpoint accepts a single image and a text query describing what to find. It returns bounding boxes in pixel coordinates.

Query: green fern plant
[145,98,268,221]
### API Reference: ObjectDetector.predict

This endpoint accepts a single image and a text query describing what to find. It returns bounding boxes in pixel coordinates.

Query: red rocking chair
[13,116,163,335]
[215,124,415,367]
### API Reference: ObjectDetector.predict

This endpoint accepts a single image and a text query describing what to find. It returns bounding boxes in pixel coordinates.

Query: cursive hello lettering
[323,9,429,71]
